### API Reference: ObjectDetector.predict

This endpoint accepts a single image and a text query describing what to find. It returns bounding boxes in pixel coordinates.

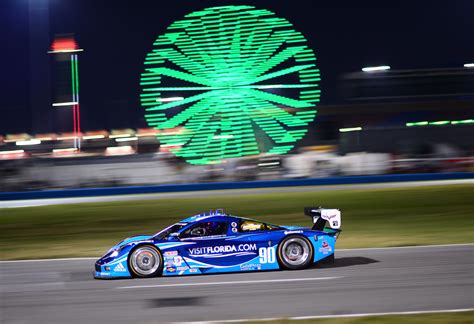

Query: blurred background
[1,2,473,323]
[1,0,473,192]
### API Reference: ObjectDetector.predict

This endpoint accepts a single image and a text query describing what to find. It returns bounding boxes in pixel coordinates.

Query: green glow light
[140,5,320,164]
[429,120,450,126]
[407,119,473,127]
[70,56,76,99]
[406,121,429,127]
[451,119,474,125]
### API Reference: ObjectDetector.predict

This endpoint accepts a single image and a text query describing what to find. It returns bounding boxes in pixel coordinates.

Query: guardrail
[0,172,473,201]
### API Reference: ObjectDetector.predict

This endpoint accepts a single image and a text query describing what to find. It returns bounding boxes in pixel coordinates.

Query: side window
[239,220,281,232]
[239,220,266,232]
[181,221,228,238]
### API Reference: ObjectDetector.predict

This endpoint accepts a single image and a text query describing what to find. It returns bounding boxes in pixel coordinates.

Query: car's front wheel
[128,245,163,278]
[278,236,313,270]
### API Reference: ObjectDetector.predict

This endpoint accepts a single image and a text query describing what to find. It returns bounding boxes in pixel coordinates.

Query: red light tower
[49,34,83,150]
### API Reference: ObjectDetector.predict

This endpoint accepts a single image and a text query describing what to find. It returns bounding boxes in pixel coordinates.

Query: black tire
[277,235,314,270]
[128,245,163,278]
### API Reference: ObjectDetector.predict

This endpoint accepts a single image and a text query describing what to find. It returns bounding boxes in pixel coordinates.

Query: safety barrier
[0,172,473,201]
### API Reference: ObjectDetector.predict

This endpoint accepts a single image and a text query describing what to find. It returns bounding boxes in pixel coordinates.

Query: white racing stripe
[176,308,474,323]
[117,276,340,290]
[0,243,472,263]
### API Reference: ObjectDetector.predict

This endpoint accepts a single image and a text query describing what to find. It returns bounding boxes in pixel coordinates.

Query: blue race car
[93,207,341,279]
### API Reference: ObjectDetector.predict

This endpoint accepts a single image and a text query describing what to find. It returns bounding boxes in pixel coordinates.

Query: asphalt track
[1,244,473,323]
[1,179,473,209]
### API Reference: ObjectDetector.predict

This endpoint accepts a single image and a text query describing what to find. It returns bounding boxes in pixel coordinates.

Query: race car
[93,207,341,279]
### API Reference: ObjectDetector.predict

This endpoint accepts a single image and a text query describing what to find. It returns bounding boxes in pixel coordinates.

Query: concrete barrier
[0,172,473,201]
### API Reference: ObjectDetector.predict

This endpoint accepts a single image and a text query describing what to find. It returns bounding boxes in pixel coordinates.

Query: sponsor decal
[177,266,189,271]
[284,230,303,235]
[173,256,183,266]
[189,268,198,273]
[240,263,262,271]
[113,263,126,272]
[164,251,178,256]
[188,244,257,256]
[319,241,332,254]
[166,266,177,273]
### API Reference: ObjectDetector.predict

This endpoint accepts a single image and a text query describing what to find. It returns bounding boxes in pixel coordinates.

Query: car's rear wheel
[278,236,313,270]
[128,245,163,278]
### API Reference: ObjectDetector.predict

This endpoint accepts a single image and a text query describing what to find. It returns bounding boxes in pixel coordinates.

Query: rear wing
[304,207,341,231]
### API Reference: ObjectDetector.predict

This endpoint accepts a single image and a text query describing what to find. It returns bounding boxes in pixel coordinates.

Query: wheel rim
[130,246,160,276]
[281,237,310,266]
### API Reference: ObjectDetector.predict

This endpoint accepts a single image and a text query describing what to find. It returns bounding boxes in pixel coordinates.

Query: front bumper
[93,259,132,279]
[93,270,131,279]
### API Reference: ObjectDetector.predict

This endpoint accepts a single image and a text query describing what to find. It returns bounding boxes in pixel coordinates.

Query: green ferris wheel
[140,5,321,165]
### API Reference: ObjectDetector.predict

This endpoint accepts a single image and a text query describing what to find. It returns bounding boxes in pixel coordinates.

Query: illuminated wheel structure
[140,5,321,165]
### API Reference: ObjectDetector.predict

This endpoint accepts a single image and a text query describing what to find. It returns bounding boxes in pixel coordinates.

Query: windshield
[153,223,187,239]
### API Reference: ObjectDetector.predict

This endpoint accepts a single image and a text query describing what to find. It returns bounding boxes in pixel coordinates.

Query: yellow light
[16,139,41,146]
[53,148,77,153]
[339,127,362,132]
[0,150,25,154]
[362,66,390,72]
[83,135,106,140]
[109,134,132,139]
[115,137,138,142]
[137,133,158,137]
[52,102,79,107]
[57,136,78,140]
[48,49,84,54]
[105,146,135,156]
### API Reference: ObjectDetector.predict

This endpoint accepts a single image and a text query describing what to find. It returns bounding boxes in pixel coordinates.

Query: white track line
[0,243,472,263]
[0,257,97,263]
[117,276,340,290]
[338,243,474,252]
[178,308,474,323]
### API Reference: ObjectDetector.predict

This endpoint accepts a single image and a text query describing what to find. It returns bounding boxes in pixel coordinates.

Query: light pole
[49,35,83,150]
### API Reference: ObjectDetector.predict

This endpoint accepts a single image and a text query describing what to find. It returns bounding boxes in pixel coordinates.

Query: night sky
[1,0,473,134]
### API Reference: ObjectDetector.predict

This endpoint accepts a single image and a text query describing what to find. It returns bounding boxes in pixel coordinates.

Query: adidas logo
[114,263,126,272]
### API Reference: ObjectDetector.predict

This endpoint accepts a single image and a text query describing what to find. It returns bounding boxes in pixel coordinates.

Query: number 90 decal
[259,247,276,264]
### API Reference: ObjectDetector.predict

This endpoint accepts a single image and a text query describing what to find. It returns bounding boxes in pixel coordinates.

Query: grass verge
[1,184,473,260]
[243,310,474,323]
